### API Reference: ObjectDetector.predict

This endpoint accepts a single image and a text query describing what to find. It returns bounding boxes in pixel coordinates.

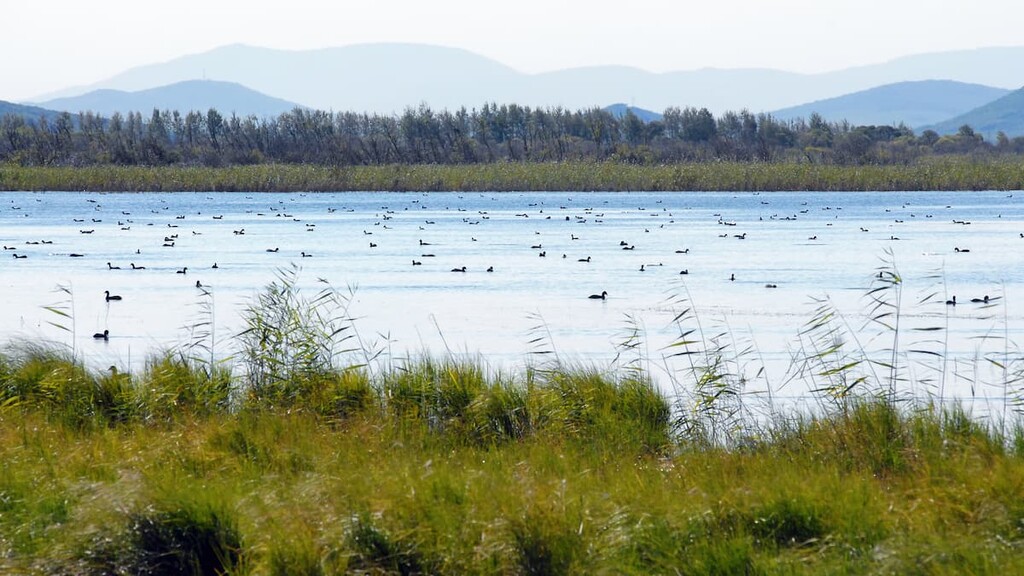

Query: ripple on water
[1,190,1022,405]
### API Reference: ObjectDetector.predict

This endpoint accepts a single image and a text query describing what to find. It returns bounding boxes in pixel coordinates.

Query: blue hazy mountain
[33,44,524,115]
[36,80,304,117]
[604,103,663,122]
[26,44,1024,119]
[921,87,1024,138]
[772,81,1009,127]
[0,100,64,123]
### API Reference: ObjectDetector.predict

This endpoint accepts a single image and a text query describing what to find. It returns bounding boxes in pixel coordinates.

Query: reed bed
[2,264,1024,574]
[2,357,1023,574]
[3,157,1024,192]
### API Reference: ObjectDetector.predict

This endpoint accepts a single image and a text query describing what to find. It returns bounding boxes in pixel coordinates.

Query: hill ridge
[922,86,1024,139]
[772,80,1010,128]
[37,79,304,117]
[27,43,1024,116]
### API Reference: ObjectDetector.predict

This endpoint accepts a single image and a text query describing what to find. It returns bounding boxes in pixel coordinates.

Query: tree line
[2,103,1022,167]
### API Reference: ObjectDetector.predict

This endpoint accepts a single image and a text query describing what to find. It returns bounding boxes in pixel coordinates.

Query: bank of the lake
[1,349,1024,574]
[3,158,1024,192]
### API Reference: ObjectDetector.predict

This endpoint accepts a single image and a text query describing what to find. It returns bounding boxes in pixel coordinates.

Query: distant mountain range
[37,80,303,117]
[28,44,1024,116]
[8,44,1024,138]
[922,88,1024,139]
[0,100,65,124]
[770,81,1011,128]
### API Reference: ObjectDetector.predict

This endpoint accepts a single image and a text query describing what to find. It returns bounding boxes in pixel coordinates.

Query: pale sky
[2,0,1021,102]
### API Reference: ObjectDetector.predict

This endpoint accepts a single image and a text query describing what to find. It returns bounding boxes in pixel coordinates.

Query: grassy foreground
[2,345,1024,575]
[3,158,1024,192]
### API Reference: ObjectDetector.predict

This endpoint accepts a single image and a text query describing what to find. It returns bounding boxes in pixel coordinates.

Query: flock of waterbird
[2,191,1019,342]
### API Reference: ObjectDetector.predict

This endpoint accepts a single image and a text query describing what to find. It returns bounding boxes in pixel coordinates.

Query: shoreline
[3,159,1024,192]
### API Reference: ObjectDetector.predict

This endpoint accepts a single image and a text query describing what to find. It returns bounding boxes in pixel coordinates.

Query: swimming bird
[93,330,109,340]
[679,270,688,275]
[412,260,422,266]
[212,263,219,269]
[176,267,188,274]
[970,295,990,304]
[946,296,957,306]
[130,263,145,270]
[107,262,121,270]
[451,266,467,272]
[104,290,122,302]
[12,253,26,259]
[578,256,591,262]
[301,252,313,257]
[196,280,203,288]
[588,291,608,300]
[765,283,778,288]
[954,247,970,253]
[639,264,645,272]
[266,247,279,253]
[730,274,735,281]
[486,266,494,272]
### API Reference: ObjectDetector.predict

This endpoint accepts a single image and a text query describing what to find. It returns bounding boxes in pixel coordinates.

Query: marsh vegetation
[3,100,1024,193]
[2,265,1023,574]
[4,158,1024,192]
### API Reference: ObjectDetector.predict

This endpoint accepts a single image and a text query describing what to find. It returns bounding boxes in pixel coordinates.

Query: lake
[2,190,1022,410]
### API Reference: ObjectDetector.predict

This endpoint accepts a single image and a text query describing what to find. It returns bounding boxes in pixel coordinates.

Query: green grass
[3,157,1024,192]
[1,347,1024,574]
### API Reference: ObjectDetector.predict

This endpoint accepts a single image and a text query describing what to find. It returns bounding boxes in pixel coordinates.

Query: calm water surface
[2,190,1022,406]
